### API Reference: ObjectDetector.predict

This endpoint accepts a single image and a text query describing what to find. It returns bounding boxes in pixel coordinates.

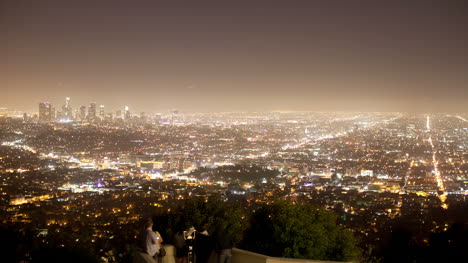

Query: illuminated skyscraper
[79,106,87,121]
[39,102,53,122]
[88,102,97,122]
[99,105,105,121]
[124,106,131,120]
[62,97,73,119]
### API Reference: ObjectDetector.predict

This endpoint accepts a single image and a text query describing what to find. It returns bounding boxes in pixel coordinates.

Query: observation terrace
[133,245,350,263]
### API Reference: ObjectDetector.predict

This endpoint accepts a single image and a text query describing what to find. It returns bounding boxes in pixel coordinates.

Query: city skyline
[2,0,468,113]
[0,94,467,116]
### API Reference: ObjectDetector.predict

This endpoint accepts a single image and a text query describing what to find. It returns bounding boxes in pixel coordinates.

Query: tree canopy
[242,201,359,262]
[153,195,246,245]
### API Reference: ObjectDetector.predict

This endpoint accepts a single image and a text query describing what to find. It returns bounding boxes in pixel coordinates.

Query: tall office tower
[99,105,105,121]
[124,106,131,120]
[62,97,73,119]
[39,102,53,122]
[79,106,87,121]
[88,102,97,122]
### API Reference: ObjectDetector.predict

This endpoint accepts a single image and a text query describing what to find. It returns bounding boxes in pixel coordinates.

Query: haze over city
[2,0,468,113]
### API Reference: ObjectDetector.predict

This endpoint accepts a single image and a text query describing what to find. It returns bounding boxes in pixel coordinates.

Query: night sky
[2,0,468,113]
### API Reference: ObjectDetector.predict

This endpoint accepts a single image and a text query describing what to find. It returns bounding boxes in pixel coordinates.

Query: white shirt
[144,227,159,256]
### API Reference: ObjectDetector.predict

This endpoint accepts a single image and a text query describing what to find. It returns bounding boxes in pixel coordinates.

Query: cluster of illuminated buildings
[1,101,467,248]
[34,97,146,124]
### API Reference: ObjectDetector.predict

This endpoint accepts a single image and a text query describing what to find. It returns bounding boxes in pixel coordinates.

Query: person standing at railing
[154,230,164,262]
[137,218,160,263]
[174,228,188,263]
[214,224,233,263]
[194,224,213,263]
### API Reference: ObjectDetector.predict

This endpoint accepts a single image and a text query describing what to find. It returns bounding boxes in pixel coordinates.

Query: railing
[230,248,349,263]
[134,245,350,263]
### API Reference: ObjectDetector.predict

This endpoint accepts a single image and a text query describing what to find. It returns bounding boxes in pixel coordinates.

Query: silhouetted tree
[153,195,246,245]
[242,201,359,261]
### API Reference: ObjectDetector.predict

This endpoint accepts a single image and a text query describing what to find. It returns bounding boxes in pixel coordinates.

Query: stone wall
[139,245,349,263]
